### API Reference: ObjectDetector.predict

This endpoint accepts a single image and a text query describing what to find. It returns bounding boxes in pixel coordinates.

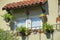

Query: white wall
[47,0,58,25]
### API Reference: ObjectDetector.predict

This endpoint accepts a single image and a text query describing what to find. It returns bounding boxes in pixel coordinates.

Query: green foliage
[0,29,18,40]
[3,13,14,21]
[0,29,4,32]
[9,15,14,21]
[42,23,52,31]
[25,28,30,33]
[3,13,10,18]
[17,26,26,32]
[17,26,30,35]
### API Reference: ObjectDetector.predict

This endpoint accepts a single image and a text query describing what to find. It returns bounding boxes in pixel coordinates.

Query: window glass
[31,17,42,29]
[16,19,26,27]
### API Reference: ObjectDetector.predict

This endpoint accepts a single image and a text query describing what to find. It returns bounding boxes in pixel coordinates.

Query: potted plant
[43,23,54,39]
[17,26,30,36]
[25,28,31,36]
[3,13,14,22]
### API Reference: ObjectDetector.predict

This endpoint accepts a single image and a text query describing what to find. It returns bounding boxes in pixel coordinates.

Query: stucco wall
[47,0,58,24]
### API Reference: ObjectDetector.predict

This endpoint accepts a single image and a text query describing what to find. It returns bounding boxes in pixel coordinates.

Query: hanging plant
[3,13,14,22]
[17,26,31,36]
[42,23,54,39]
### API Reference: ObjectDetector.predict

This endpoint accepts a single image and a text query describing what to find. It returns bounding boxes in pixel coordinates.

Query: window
[14,17,42,30]
[31,17,42,29]
[16,19,26,27]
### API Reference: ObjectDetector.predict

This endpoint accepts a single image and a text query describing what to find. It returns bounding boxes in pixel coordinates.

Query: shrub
[0,29,18,40]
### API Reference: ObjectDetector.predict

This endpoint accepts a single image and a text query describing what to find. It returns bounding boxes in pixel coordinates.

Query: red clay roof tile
[2,0,46,10]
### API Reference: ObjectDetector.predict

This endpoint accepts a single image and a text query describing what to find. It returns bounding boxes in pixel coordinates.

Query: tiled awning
[2,0,46,10]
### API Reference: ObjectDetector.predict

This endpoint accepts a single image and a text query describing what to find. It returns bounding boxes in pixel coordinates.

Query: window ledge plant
[17,26,31,36]
[43,23,54,39]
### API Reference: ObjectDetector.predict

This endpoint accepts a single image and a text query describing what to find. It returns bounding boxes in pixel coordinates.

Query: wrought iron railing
[52,24,60,31]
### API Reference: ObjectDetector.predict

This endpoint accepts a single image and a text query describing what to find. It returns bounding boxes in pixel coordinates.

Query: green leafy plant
[42,23,54,39]
[0,29,4,32]
[3,13,14,22]
[17,26,30,36]
[17,26,26,32]
[25,28,30,35]
[42,23,53,33]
